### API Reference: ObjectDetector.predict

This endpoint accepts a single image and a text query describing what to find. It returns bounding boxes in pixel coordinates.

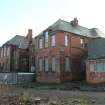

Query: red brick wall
[35,31,88,83]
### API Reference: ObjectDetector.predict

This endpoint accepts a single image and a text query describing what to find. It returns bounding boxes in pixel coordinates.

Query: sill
[51,46,56,48]
[44,70,56,73]
[65,71,72,73]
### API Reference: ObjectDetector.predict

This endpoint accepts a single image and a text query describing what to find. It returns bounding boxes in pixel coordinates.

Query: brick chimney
[26,29,32,43]
[71,17,78,26]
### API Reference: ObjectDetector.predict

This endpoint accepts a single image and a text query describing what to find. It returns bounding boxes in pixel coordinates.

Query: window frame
[96,62,104,72]
[38,58,43,71]
[52,57,56,72]
[65,56,71,72]
[1,48,3,57]
[4,47,6,57]
[90,63,95,72]
[44,57,49,72]
[38,38,43,49]
[80,38,85,48]
[45,31,49,48]
[51,34,56,47]
[64,35,69,46]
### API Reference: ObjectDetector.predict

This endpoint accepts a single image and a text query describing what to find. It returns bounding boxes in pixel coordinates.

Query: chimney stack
[71,17,78,26]
[26,29,32,43]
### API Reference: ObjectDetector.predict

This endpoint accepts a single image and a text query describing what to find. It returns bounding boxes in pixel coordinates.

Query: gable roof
[4,35,29,49]
[46,19,105,38]
[88,38,105,59]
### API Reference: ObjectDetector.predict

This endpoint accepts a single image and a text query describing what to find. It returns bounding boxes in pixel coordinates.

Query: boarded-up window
[38,58,43,71]
[65,57,70,71]
[52,57,56,71]
[44,58,49,71]
[90,64,95,72]
[45,31,49,48]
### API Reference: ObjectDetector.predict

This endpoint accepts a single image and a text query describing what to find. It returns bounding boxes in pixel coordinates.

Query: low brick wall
[0,73,35,85]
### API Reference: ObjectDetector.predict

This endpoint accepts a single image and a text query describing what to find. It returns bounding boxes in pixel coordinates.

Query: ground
[1,84,105,105]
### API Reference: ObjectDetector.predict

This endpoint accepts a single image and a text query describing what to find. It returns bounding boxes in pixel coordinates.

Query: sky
[0,0,105,46]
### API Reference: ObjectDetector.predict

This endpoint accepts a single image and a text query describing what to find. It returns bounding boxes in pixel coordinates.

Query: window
[7,47,10,56]
[1,48,3,57]
[4,47,6,57]
[80,38,84,48]
[104,63,105,71]
[39,38,42,48]
[65,57,70,71]
[96,63,104,72]
[90,64,95,72]
[51,35,55,47]
[64,35,69,46]
[45,31,49,48]
[38,58,43,71]
[44,58,49,71]
[52,57,56,71]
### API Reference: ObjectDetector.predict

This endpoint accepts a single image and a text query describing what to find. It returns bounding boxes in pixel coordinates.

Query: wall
[0,73,35,85]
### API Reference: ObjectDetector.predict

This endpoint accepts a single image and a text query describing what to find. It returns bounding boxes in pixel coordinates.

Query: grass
[19,94,104,105]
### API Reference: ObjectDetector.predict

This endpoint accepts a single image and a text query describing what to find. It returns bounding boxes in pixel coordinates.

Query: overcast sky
[0,0,105,46]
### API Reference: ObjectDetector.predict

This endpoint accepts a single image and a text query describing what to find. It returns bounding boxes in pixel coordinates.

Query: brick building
[0,29,35,72]
[35,18,103,83]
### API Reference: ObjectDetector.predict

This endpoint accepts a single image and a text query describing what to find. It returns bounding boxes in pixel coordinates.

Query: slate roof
[88,38,105,59]
[45,19,105,38]
[4,35,29,49]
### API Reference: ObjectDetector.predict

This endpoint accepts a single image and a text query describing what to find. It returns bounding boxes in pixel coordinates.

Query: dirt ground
[0,86,105,105]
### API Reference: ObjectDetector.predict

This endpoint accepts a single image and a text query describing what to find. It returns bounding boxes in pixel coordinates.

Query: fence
[0,72,35,85]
